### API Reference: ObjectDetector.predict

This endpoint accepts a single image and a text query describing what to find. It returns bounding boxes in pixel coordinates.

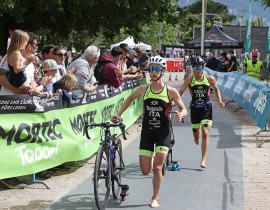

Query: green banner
[244,0,252,52]
[0,85,143,179]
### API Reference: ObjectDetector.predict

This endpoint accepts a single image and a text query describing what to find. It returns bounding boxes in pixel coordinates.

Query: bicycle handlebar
[84,118,128,140]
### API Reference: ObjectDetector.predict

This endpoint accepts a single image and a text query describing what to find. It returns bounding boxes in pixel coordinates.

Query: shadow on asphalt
[47,193,95,210]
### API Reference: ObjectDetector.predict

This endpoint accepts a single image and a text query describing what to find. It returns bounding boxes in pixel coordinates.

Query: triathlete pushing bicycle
[112,56,187,208]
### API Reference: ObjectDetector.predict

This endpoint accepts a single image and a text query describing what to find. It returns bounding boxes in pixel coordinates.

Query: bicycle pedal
[120,192,129,203]
[120,185,129,199]
[120,193,129,203]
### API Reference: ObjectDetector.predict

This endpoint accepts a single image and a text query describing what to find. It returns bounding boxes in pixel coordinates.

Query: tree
[177,0,236,43]
[0,0,178,55]
[251,16,264,27]
[254,0,270,7]
[108,0,237,51]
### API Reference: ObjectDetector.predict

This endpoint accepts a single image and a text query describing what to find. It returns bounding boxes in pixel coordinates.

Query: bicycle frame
[162,110,184,175]
[84,120,129,207]
[97,125,126,186]
[168,111,176,163]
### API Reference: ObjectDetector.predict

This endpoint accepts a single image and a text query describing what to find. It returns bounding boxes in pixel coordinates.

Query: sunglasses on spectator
[27,40,38,46]
[193,66,203,71]
[31,43,38,47]
[54,53,67,58]
[148,66,163,73]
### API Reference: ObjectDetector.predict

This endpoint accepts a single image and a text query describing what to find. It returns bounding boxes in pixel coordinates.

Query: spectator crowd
[195,49,269,82]
[0,29,155,181]
[0,29,152,103]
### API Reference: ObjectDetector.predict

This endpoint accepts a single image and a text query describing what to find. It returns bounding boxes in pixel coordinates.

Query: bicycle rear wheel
[94,144,111,210]
[112,139,123,199]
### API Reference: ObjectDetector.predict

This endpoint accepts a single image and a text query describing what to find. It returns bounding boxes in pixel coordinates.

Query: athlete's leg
[139,155,153,175]
[191,107,201,145]
[150,130,170,208]
[192,128,200,145]
[151,152,166,208]
[200,105,213,168]
[200,123,212,168]
[139,131,155,175]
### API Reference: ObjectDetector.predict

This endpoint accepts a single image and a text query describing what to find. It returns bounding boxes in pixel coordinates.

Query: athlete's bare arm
[179,76,192,96]
[207,76,225,107]
[114,85,147,119]
[168,86,188,121]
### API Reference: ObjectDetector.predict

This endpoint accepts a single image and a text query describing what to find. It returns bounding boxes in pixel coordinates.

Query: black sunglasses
[54,53,67,57]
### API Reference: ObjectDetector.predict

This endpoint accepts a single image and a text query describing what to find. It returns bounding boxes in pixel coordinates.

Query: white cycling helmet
[147,56,167,69]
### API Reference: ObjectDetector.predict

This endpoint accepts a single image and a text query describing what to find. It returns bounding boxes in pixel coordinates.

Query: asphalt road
[48,72,244,210]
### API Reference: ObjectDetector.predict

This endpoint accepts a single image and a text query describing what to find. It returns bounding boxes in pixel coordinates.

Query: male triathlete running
[179,56,225,168]
[112,56,187,208]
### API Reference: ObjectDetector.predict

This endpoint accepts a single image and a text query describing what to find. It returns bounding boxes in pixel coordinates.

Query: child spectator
[53,73,78,103]
[7,29,35,89]
[36,59,58,97]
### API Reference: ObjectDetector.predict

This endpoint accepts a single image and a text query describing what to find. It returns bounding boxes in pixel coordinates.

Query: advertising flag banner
[266,24,270,53]
[244,0,252,52]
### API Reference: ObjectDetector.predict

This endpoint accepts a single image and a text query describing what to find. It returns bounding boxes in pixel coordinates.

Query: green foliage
[0,0,237,54]
[176,0,236,43]
[0,0,178,53]
[105,12,181,51]
[251,16,264,27]
[254,0,270,8]
[103,0,237,51]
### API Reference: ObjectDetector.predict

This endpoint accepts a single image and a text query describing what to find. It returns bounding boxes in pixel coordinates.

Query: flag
[244,0,252,52]
[267,23,270,53]
[267,23,270,68]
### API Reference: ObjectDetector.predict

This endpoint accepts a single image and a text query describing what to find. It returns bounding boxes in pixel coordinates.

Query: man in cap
[118,43,140,76]
[244,51,263,80]
[118,43,130,71]
[138,51,149,71]
[126,50,138,69]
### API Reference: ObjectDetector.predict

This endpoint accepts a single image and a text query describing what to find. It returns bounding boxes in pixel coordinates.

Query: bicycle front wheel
[94,144,111,210]
[112,139,123,199]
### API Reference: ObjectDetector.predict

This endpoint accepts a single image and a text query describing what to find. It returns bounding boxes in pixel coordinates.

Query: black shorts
[190,103,212,129]
[139,128,171,157]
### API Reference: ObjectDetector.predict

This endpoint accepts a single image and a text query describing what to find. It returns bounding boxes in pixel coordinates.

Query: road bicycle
[84,118,129,210]
[162,111,183,176]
